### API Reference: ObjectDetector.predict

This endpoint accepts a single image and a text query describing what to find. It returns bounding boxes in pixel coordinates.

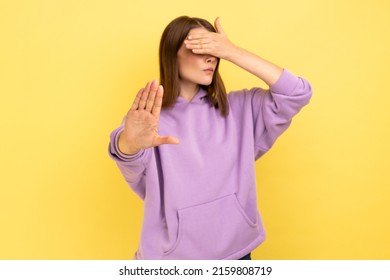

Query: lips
[203,68,214,73]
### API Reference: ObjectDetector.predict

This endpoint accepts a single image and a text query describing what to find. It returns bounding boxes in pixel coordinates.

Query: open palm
[118,80,179,155]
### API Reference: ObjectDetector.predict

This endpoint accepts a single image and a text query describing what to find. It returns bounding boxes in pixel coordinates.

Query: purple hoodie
[108,69,312,260]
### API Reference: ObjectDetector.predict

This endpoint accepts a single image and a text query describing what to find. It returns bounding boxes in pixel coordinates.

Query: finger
[153,135,180,146]
[138,81,152,110]
[130,88,144,111]
[185,37,211,46]
[185,41,213,53]
[145,80,159,112]
[187,32,211,40]
[191,47,212,55]
[151,85,163,119]
[214,17,224,34]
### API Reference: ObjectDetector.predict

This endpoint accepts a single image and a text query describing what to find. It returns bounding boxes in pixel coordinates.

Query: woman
[108,16,312,260]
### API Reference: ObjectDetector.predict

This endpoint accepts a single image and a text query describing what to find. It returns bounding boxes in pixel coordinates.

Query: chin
[198,79,213,86]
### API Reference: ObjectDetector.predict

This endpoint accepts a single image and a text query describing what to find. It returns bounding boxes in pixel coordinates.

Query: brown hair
[159,16,229,117]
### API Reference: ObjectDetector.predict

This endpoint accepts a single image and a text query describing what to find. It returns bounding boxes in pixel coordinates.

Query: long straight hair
[159,16,229,117]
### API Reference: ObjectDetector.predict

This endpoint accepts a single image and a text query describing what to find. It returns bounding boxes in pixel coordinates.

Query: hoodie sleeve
[251,69,312,160]
[108,125,152,200]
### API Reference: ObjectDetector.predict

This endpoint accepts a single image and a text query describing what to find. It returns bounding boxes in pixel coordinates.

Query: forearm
[225,45,283,87]
[108,126,149,200]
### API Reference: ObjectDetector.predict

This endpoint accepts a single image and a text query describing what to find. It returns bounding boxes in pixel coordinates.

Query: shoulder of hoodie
[227,87,268,109]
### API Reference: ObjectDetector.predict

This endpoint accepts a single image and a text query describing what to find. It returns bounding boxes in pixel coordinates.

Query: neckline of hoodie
[176,88,208,104]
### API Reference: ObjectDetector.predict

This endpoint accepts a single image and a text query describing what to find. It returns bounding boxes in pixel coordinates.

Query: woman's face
[177,27,217,87]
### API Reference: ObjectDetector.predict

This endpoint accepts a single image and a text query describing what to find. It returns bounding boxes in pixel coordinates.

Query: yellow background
[1,0,389,259]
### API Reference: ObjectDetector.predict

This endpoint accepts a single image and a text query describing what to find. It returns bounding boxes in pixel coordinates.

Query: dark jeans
[238,253,251,260]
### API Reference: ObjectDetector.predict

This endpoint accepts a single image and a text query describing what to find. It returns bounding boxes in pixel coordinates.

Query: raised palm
[118,80,179,155]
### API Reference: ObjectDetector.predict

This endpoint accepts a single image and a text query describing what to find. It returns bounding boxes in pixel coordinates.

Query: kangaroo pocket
[163,194,260,259]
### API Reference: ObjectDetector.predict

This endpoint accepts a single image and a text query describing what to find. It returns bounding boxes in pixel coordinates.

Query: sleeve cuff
[269,68,300,95]
[109,126,145,162]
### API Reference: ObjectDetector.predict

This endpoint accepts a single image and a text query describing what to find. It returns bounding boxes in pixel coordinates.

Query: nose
[206,55,216,64]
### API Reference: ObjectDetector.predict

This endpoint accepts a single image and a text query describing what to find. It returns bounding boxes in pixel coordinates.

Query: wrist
[118,131,141,155]
[223,44,244,63]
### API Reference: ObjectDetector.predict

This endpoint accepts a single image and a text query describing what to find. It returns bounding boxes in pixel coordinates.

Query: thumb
[214,17,224,34]
[153,135,180,146]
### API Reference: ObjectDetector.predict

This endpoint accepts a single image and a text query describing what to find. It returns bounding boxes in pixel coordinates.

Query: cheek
[182,53,197,65]
[179,56,201,75]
